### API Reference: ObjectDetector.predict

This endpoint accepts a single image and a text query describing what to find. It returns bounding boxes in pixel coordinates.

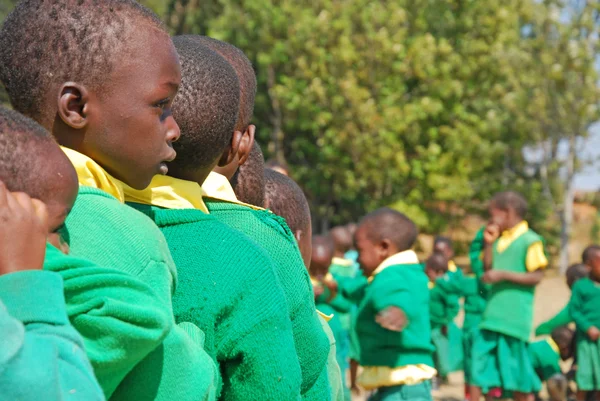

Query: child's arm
[535,303,572,336]
[372,280,410,332]
[569,281,600,340]
[0,271,104,401]
[483,269,544,286]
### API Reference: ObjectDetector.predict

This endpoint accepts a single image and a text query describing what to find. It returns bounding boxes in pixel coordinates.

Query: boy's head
[194,36,257,181]
[355,208,418,277]
[310,235,335,280]
[0,107,78,250]
[230,141,265,207]
[488,191,528,232]
[265,159,290,177]
[330,226,353,257]
[264,169,312,267]
[0,0,181,190]
[582,245,600,268]
[167,35,240,184]
[551,326,574,360]
[433,236,454,260]
[425,252,449,283]
[565,263,589,289]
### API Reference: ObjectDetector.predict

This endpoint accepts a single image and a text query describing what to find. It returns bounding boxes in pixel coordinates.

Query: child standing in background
[471,191,548,401]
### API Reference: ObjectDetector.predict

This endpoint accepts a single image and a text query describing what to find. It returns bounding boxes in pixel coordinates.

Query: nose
[165,115,181,143]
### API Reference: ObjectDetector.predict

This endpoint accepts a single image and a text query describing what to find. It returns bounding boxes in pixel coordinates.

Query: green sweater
[481,229,543,342]
[315,304,345,401]
[356,263,434,367]
[536,304,572,336]
[329,260,358,331]
[129,203,302,400]
[570,277,600,333]
[429,277,460,328]
[205,199,331,400]
[528,339,561,381]
[57,186,216,400]
[0,260,104,401]
[459,274,487,331]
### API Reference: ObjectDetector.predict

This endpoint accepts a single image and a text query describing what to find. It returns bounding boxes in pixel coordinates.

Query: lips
[164,149,177,163]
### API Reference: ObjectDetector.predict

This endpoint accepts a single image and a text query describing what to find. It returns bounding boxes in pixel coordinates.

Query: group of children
[1,2,600,401]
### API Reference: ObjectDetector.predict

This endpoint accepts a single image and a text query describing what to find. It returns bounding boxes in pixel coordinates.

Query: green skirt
[448,321,464,372]
[576,335,600,391]
[462,327,478,385]
[471,329,541,394]
[431,326,451,378]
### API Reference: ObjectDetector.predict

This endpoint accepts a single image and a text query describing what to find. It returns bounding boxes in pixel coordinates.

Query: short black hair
[490,191,528,218]
[194,36,256,131]
[169,35,240,172]
[434,236,453,249]
[265,159,290,175]
[0,0,164,122]
[231,140,265,207]
[426,252,449,273]
[551,326,574,347]
[264,169,310,234]
[566,263,589,281]
[360,207,418,252]
[582,245,600,264]
[0,106,63,200]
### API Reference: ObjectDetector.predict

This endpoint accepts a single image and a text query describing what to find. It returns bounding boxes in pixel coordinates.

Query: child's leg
[350,358,359,392]
[513,391,534,401]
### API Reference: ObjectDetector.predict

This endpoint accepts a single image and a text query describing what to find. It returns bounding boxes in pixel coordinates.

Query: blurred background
[2,0,600,272]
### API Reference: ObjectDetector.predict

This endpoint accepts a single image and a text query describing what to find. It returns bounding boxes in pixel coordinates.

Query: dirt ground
[351,274,571,401]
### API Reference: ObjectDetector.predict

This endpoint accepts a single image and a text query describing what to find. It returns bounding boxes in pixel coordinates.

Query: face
[355,225,383,277]
[425,267,445,282]
[558,341,573,360]
[75,28,181,189]
[433,242,453,259]
[590,254,600,281]
[310,246,333,280]
[488,205,509,232]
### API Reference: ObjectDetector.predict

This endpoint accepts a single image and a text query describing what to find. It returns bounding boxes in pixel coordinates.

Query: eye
[154,97,171,110]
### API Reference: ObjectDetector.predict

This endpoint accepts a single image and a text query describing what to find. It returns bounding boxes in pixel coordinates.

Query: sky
[574,123,600,191]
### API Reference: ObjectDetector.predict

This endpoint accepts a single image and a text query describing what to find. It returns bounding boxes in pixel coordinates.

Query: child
[471,191,548,401]
[196,37,332,400]
[426,252,458,384]
[353,207,435,401]
[0,106,103,400]
[124,36,302,400]
[0,2,217,400]
[569,246,600,401]
[529,326,574,401]
[536,263,589,336]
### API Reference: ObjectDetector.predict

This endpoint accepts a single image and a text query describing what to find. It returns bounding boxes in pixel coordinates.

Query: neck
[168,166,214,187]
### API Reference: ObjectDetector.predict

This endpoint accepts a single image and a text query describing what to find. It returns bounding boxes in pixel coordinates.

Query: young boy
[569,247,600,401]
[536,263,589,336]
[0,2,217,400]
[426,252,458,383]
[353,207,435,401]
[0,106,103,400]
[471,191,548,401]
[196,37,332,400]
[124,35,302,400]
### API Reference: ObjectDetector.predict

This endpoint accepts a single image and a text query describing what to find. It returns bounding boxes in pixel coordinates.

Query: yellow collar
[61,147,125,202]
[448,260,457,273]
[497,220,529,252]
[368,250,419,283]
[332,257,353,267]
[316,310,333,322]
[546,337,560,355]
[122,175,209,213]
[202,171,266,211]
[428,281,435,289]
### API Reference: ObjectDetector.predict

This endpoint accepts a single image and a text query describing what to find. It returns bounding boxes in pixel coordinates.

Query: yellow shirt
[122,175,209,213]
[360,249,436,388]
[61,147,126,202]
[201,172,265,211]
[497,221,548,271]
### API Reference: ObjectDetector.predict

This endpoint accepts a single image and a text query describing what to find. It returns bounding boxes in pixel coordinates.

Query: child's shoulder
[572,276,595,293]
[373,263,427,286]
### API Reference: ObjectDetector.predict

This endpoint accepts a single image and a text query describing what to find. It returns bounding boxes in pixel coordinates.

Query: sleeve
[328,292,355,313]
[43,246,172,398]
[526,241,549,272]
[469,228,486,278]
[0,270,105,401]
[371,279,410,313]
[570,282,593,333]
[535,304,572,336]
[338,275,368,304]
[445,293,461,322]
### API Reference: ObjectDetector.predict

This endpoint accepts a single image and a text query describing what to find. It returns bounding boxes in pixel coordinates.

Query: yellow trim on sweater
[202,172,266,211]
[547,337,560,354]
[357,364,437,390]
[448,260,457,273]
[316,310,333,322]
[332,257,353,267]
[61,147,125,202]
[497,221,548,271]
[428,281,435,289]
[368,250,419,283]
[122,175,209,213]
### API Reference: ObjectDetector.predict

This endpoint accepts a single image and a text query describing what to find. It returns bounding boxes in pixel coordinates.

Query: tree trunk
[559,136,577,274]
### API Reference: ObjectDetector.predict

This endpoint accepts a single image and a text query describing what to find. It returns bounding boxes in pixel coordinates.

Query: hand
[484,224,500,245]
[441,325,448,336]
[376,306,407,332]
[350,384,362,396]
[0,182,48,275]
[587,326,600,341]
[313,283,324,299]
[483,270,506,284]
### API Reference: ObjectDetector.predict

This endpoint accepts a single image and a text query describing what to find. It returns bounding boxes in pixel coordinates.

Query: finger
[12,192,35,215]
[0,180,8,208]
[31,199,49,230]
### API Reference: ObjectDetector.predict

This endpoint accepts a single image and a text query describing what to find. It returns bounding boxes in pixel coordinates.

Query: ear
[236,124,256,167]
[57,82,89,129]
[295,229,303,243]
[378,238,393,259]
[218,130,243,167]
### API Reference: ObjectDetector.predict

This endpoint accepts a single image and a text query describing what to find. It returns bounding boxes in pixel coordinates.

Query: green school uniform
[339,275,369,363]
[130,203,303,400]
[528,338,562,382]
[472,223,546,394]
[205,198,331,400]
[316,303,346,401]
[570,277,600,391]
[536,304,572,336]
[460,274,487,384]
[0,259,104,401]
[429,277,460,378]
